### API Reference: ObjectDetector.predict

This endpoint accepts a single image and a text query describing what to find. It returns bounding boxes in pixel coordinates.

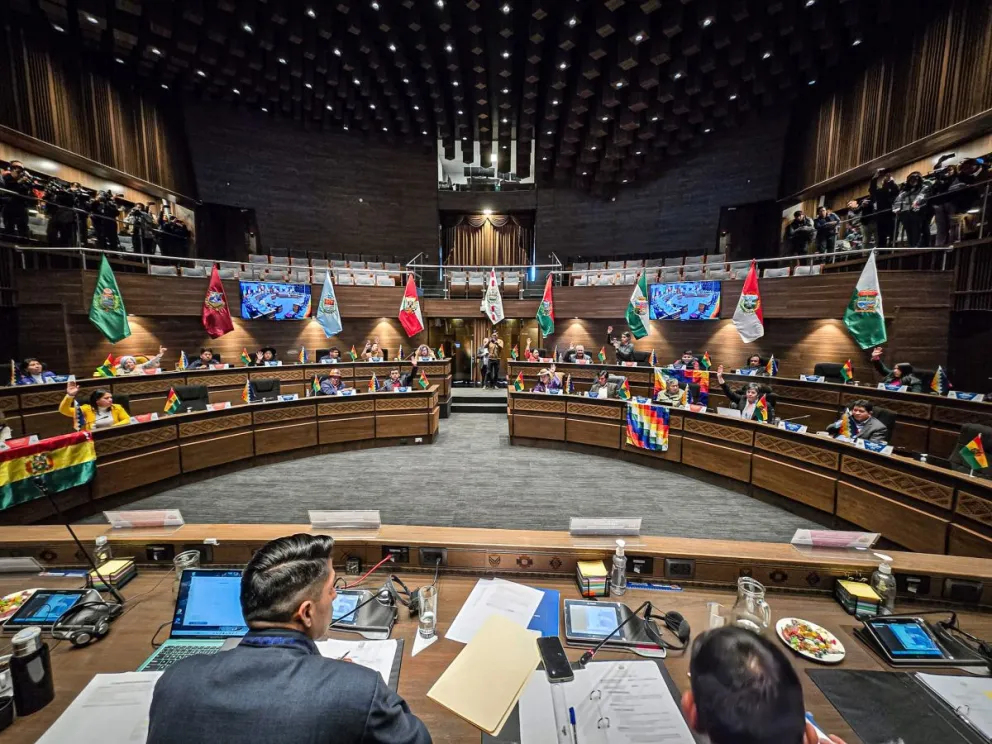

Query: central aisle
[82,415,827,540]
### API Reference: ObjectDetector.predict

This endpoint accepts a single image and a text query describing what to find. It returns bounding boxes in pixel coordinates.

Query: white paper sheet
[36,672,162,744]
[917,673,992,740]
[519,661,695,744]
[445,578,544,644]
[315,638,398,685]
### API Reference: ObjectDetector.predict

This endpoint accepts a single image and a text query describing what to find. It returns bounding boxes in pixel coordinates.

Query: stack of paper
[576,560,609,598]
[834,580,880,616]
[446,578,544,644]
[89,558,137,591]
[428,614,539,735]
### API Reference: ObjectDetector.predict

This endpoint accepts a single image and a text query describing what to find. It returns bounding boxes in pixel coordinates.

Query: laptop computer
[137,568,248,672]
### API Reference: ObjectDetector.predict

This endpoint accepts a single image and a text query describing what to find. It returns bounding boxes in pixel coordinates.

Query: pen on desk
[337,651,350,661]
[569,707,578,744]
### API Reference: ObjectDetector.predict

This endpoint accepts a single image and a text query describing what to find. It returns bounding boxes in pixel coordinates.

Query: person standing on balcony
[814,206,840,256]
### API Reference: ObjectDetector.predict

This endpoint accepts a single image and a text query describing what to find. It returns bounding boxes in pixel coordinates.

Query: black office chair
[252,378,282,401]
[914,368,935,390]
[316,348,330,360]
[687,382,701,402]
[210,352,222,363]
[873,407,897,441]
[113,394,131,415]
[631,351,650,364]
[813,362,846,384]
[948,424,992,476]
[173,385,210,412]
[536,348,548,357]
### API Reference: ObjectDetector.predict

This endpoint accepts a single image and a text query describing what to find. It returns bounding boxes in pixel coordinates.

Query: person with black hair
[716,365,774,420]
[814,206,840,255]
[606,325,636,364]
[870,347,924,393]
[250,347,278,366]
[16,358,59,385]
[672,350,697,371]
[589,369,617,398]
[869,169,900,247]
[826,398,888,442]
[1,161,33,240]
[147,533,431,744]
[893,171,930,247]
[784,210,815,254]
[319,347,342,364]
[186,348,217,370]
[742,354,770,376]
[377,363,417,392]
[59,381,130,431]
[682,626,847,744]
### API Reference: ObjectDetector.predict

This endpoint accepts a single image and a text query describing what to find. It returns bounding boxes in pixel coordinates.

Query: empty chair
[149,265,179,276]
[589,261,607,270]
[683,254,705,266]
[660,267,682,282]
[354,272,375,286]
[330,259,348,269]
[384,262,402,278]
[349,260,367,270]
[449,271,468,296]
[217,268,239,280]
[180,266,207,278]
[366,261,384,270]
[644,258,663,268]
[594,273,615,286]
[290,248,309,260]
[251,378,282,402]
[810,264,823,275]
[270,247,289,258]
[173,385,210,412]
[643,268,660,284]
[663,257,683,267]
[732,268,750,280]
[375,274,396,286]
[468,271,486,293]
[289,268,310,283]
[873,407,897,442]
[625,259,645,268]
[621,270,638,285]
[763,267,791,278]
[572,262,589,272]
[269,253,290,266]
[290,256,310,267]
[259,267,290,282]
[813,363,846,384]
[728,260,750,272]
[248,255,269,265]
[311,258,329,275]
[682,268,703,280]
[706,253,727,266]
[503,272,521,293]
[194,259,215,270]
[335,271,355,285]
[705,269,732,280]
[113,394,131,415]
[607,260,625,270]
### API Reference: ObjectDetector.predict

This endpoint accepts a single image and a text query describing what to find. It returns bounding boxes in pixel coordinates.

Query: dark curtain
[441,214,533,266]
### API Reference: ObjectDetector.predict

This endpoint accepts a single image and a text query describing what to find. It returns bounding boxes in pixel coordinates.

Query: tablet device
[331,591,362,626]
[4,589,91,632]
[861,617,946,661]
[564,600,623,642]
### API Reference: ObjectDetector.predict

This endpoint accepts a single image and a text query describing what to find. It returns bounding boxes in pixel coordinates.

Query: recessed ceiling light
[242,23,253,33]
[196,69,206,77]
[445,43,453,53]
[704,128,712,133]
[852,38,862,46]
[326,104,333,110]
[568,17,578,27]
[634,33,644,42]
[305,82,312,89]
[729,93,737,100]
[552,99,559,105]
[651,115,659,121]
[389,44,396,52]
[436,0,444,7]
[422,130,428,135]
[333,48,341,56]
[403,77,410,83]
[161,83,169,89]
[343,125,349,130]
[616,80,624,88]
[502,87,509,94]
[805,0,815,6]
[369,103,376,109]
[546,129,553,134]
[502,50,510,59]
[582,171,588,175]
[261,106,268,112]
[306,7,316,18]
[382,126,388,131]
[673,71,682,80]
[353,77,360,85]
[502,144,508,149]
[501,117,507,123]
[86,15,98,24]
[233,88,241,95]
[371,1,380,9]
[601,116,609,121]
[622,179,628,183]
[591,146,597,150]
[278,57,287,64]
[52,23,65,32]
[150,47,162,55]
[762,51,772,59]
[542,156,548,160]
[702,17,713,27]
[559,61,568,70]
[457,109,463,114]
[808,79,816,86]
[635,150,642,155]
[413,104,419,110]
[452,80,459,86]
[115,57,125,64]
[501,3,511,14]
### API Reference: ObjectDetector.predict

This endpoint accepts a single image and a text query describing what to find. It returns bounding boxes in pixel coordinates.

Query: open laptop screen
[171,569,249,638]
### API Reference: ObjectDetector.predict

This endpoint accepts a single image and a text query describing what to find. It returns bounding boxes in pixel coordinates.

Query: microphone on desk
[779,415,811,424]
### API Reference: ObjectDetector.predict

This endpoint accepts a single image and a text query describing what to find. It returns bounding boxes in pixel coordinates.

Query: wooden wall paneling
[317,398,376,444]
[840,454,955,510]
[375,414,429,439]
[15,304,71,376]
[254,421,319,456]
[566,419,622,450]
[948,524,992,559]
[180,431,255,473]
[751,455,837,514]
[93,446,181,499]
[511,413,565,442]
[681,438,752,482]
[621,433,682,463]
[836,482,949,554]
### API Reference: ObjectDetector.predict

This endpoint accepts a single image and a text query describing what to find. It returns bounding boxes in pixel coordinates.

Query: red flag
[201,264,235,338]
[732,260,764,343]
[398,275,425,337]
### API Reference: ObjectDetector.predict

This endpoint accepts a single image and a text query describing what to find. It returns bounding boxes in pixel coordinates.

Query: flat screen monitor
[649,281,721,321]
[240,281,311,320]
[172,569,248,638]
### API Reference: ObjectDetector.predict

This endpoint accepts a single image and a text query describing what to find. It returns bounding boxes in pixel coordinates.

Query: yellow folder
[427,614,539,735]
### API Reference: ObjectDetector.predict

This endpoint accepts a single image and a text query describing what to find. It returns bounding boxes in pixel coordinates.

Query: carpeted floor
[82,415,827,541]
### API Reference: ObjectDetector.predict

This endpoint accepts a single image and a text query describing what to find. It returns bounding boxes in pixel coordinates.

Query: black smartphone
[537,636,574,683]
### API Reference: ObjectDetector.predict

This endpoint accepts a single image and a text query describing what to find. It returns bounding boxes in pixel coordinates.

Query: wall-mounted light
[483,208,493,215]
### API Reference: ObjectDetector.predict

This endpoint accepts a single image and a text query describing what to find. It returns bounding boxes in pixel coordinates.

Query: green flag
[625,271,650,339]
[536,274,555,338]
[842,251,886,349]
[88,255,131,343]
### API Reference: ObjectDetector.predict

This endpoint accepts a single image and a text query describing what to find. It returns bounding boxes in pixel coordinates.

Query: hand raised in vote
[66,381,80,397]
[568,342,575,351]
[255,351,263,362]
[716,364,725,385]
[871,346,883,360]
[158,346,167,357]
[607,325,613,334]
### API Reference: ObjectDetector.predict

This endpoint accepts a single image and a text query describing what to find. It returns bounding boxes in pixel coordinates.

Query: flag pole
[971,468,975,478]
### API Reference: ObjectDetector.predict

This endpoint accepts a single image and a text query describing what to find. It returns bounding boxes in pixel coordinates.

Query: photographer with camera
[1,160,34,240]
[893,171,931,247]
[869,169,900,247]
[127,202,156,254]
[68,182,90,246]
[44,179,77,246]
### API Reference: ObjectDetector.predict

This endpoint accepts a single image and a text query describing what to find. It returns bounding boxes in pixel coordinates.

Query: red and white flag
[398,275,425,337]
[201,264,235,338]
[732,260,764,343]
[480,268,505,325]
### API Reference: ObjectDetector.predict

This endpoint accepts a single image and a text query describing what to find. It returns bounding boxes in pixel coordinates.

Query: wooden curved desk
[507,360,992,457]
[0,359,452,440]
[507,390,992,561]
[0,387,440,524]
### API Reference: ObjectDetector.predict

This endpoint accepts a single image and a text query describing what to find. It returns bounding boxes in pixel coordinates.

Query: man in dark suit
[826,399,889,443]
[147,534,431,744]
[186,348,217,369]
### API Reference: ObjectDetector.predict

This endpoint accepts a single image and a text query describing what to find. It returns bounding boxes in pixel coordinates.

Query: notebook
[427,614,539,735]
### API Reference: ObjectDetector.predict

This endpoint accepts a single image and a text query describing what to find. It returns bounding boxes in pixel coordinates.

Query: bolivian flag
[417,369,430,389]
[163,387,182,414]
[840,359,854,382]
[93,354,116,378]
[512,371,524,391]
[700,352,712,370]
[597,347,607,363]
[755,394,769,422]
[511,344,519,360]
[311,375,321,397]
[0,431,96,511]
[240,348,252,366]
[618,379,631,400]
[437,344,445,359]
[349,345,358,361]
[960,434,988,471]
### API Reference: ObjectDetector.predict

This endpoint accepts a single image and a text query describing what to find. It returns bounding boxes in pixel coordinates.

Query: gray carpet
[83,415,826,541]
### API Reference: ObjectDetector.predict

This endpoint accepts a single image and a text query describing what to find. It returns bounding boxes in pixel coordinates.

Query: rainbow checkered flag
[960,434,988,472]
[298,346,308,364]
[650,349,658,366]
[417,369,430,389]
[72,400,86,432]
[626,401,670,451]
[369,373,378,392]
[931,366,950,395]
[552,344,559,362]
[241,378,254,403]
[9,359,16,386]
[837,409,853,438]
[840,359,854,383]
[765,355,779,376]
[597,346,607,363]
[177,350,188,371]
[240,348,252,366]
[163,387,182,414]
[93,354,116,378]
[512,371,525,391]
[755,394,769,422]
[700,352,712,370]
[311,375,321,397]
[565,374,574,394]
[618,379,631,400]
[653,368,666,398]
[397,345,404,361]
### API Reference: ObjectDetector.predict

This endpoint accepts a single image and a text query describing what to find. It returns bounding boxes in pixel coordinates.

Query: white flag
[480,268,505,324]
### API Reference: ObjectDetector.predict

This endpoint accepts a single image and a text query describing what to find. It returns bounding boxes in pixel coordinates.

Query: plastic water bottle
[870,554,897,615]
[610,539,627,597]
[94,535,112,567]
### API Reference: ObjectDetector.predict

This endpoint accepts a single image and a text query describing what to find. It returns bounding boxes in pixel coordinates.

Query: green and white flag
[843,250,886,349]
[625,271,650,339]
[88,255,131,343]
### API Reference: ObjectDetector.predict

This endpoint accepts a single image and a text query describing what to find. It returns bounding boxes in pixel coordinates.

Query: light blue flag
[315,272,343,338]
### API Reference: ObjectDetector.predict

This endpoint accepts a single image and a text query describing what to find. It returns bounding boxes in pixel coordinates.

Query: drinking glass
[731,577,771,633]
[418,585,438,639]
[172,550,200,596]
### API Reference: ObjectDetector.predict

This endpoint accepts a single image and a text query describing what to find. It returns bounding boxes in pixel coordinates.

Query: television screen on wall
[240,281,312,320]
[649,281,722,321]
